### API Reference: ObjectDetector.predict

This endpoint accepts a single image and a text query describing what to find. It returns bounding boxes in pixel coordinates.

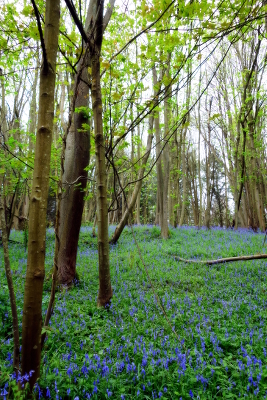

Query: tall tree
[21,0,60,388]
[58,0,115,286]
[57,10,92,285]
[0,179,20,373]
[161,60,171,238]
[90,0,113,306]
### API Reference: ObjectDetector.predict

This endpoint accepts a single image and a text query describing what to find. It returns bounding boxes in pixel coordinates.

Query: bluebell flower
[0,388,8,399]
[81,363,88,375]
[33,382,42,399]
[93,385,97,394]
[107,388,112,397]
[102,364,110,377]
[141,357,147,367]
[189,389,194,398]
[46,387,51,398]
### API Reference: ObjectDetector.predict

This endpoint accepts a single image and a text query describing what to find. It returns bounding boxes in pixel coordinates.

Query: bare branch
[174,253,267,266]
[103,0,115,31]
[30,0,48,71]
[64,0,88,43]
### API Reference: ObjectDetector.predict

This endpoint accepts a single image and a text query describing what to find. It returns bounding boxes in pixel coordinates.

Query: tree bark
[152,64,170,237]
[0,68,8,142]
[204,98,212,229]
[178,79,191,227]
[28,59,39,154]
[58,0,115,285]
[153,68,163,227]
[57,19,91,285]
[135,123,142,225]
[197,70,203,229]
[21,0,60,388]
[90,0,112,306]
[161,73,170,238]
[0,181,20,374]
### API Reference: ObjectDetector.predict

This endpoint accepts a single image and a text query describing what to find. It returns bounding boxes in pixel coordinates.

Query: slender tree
[0,180,20,374]
[110,116,154,244]
[90,0,113,306]
[21,0,60,388]
[58,0,115,285]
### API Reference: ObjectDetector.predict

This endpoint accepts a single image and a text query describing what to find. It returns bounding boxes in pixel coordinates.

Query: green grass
[0,225,267,399]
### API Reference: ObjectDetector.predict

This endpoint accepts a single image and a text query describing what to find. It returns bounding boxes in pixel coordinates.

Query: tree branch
[103,0,115,31]
[30,0,48,71]
[64,0,88,43]
[174,253,267,265]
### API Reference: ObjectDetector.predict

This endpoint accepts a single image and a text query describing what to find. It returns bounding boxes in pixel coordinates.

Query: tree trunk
[110,117,153,244]
[153,68,163,227]
[21,0,60,388]
[152,63,171,237]
[190,150,199,225]
[168,129,178,227]
[0,68,8,142]
[58,0,115,285]
[0,181,20,374]
[28,59,39,154]
[197,70,203,229]
[90,0,112,306]
[57,25,91,285]
[179,74,191,227]
[161,75,170,238]
[135,124,141,225]
[179,128,187,227]
[204,98,212,229]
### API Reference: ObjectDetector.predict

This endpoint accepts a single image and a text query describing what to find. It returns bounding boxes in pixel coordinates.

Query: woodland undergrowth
[0,226,267,399]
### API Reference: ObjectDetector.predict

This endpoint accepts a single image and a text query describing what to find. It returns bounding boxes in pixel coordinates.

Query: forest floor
[0,225,267,399]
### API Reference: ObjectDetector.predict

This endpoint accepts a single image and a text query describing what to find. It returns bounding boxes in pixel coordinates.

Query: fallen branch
[0,238,23,245]
[173,253,267,265]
